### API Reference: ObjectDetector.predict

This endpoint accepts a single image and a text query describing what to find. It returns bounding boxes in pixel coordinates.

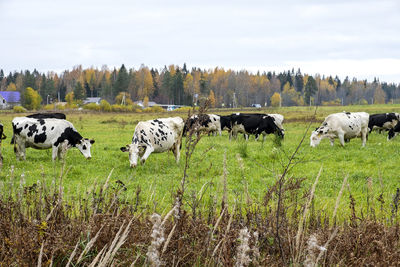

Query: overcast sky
[1,0,399,83]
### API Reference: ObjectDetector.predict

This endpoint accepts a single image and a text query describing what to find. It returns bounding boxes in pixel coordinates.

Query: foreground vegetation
[1,104,400,265]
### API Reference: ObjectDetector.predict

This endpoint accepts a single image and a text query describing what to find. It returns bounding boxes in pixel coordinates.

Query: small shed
[0,91,21,109]
[83,97,101,105]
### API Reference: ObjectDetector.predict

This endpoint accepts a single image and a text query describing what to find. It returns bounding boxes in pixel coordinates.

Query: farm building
[83,97,101,105]
[0,91,21,109]
[134,100,159,107]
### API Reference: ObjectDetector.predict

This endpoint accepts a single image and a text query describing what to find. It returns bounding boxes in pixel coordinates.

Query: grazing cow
[27,112,66,120]
[368,113,399,133]
[12,117,95,161]
[183,114,222,136]
[229,113,284,141]
[310,112,369,147]
[120,117,184,168]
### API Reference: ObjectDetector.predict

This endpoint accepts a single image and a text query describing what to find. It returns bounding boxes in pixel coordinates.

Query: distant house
[134,100,158,107]
[83,97,101,105]
[0,91,21,109]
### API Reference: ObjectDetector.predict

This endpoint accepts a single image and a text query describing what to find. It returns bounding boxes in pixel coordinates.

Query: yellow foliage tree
[65,92,74,105]
[137,66,154,99]
[7,82,17,91]
[24,87,42,110]
[270,92,281,107]
[374,85,386,104]
[143,96,149,107]
[208,90,216,107]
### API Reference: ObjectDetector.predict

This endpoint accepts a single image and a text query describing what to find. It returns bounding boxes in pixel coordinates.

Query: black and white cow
[368,113,399,133]
[183,114,222,136]
[310,112,369,147]
[228,113,284,141]
[120,117,184,168]
[12,117,95,161]
[27,112,66,120]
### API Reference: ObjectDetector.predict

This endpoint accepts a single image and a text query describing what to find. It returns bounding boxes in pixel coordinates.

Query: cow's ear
[120,146,128,152]
[90,139,95,144]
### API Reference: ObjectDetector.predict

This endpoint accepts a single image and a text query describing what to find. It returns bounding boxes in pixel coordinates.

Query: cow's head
[388,129,398,140]
[76,138,95,159]
[120,144,145,168]
[310,128,327,147]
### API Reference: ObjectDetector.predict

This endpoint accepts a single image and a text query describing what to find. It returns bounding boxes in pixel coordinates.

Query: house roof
[0,91,21,102]
[83,97,101,104]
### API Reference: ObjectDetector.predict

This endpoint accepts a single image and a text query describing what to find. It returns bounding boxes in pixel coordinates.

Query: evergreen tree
[74,81,85,100]
[0,69,4,81]
[304,76,318,105]
[113,64,129,98]
[173,68,184,104]
[294,69,304,92]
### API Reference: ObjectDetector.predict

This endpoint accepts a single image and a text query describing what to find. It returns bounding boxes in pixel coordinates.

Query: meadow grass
[1,105,400,221]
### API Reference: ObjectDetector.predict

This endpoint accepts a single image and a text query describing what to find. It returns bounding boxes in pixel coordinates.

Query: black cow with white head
[368,113,399,133]
[12,117,95,161]
[228,113,284,141]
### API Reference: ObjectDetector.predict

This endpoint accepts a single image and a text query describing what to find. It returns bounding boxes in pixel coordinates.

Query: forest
[1,63,399,108]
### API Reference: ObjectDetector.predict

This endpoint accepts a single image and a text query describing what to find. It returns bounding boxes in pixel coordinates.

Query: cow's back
[13,117,76,146]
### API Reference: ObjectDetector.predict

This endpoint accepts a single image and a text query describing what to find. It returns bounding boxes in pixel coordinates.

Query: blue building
[0,91,21,109]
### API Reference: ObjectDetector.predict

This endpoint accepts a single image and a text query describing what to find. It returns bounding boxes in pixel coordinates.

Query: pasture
[1,104,400,220]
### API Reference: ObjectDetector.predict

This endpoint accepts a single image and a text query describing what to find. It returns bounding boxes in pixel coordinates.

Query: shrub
[132,104,143,111]
[43,104,55,110]
[13,105,27,113]
[83,103,101,111]
[100,100,112,112]
[142,106,165,113]
[111,104,125,112]
[173,106,195,113]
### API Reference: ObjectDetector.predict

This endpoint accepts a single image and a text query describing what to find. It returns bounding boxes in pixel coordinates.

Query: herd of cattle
[0,111,399,168]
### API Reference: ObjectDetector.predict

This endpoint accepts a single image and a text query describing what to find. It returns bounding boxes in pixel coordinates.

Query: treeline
[1,64,399,108]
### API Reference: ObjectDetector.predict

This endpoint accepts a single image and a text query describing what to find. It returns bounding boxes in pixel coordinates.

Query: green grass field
[1,105,400,220]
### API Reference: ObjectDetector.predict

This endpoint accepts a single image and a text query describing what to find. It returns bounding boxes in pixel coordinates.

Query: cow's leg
[329,138,335,146]
[172,141,181,163]
[52,146,58,161]
[19,142,26,161]
[338,133,345,147]
[57,141,69,160]
[361,128,368,147]
[140,146,154,165]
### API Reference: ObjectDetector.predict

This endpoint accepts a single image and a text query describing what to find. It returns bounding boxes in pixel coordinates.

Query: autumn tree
[374,84,386,104]
[7,82,17,91]
[65,92,74,105]
[208,90,216,107]
[137,65,154,100]
[143,95,149,107]
[270,92,281,107]
[24,87,42,110]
